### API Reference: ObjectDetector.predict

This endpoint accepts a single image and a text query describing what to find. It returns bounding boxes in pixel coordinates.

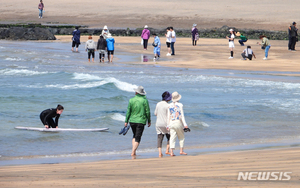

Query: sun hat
[103,25,108,30]
[144,25,148,28]
[229,29,234,32]
[162,91,172,101]
[193,23,197,27]
[134,86,146,95]
[172,91,181,102]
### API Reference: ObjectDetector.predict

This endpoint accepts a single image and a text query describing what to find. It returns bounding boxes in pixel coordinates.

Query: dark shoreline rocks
[0,23,288,40]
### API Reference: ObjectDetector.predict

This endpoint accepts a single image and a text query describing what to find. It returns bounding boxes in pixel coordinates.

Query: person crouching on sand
[154,91,172,157]
[257,35,271,60]
[167,92,189,156]
[152,33,161,61]
[85,35,96,62]
[40,104,64,129]
[226,29,236,59]
[241,46,256,60]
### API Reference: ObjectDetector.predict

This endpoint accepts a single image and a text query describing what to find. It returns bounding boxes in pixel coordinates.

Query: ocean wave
[110,113,126,122]
[0,68,49,76]
[5,57,24,61]
[73,73,102,81]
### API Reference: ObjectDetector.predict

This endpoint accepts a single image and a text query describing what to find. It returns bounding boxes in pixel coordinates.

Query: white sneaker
[166,53,171,56]
[39,16,41,18]
[263,57,268,60]
[228,56,234,59]
[153,57,156,61]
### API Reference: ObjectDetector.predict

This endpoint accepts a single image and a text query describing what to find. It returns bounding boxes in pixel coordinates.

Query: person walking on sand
[85,35,96,62]
[97,35,107,63]
[124,86,151,156]
[165,27,172,56]
[236,32,248,46]
[152,33,161,61]
[167,92,189,156]
[241,46,256,60]
[191,24,199,46]
[288,22,298,51]
[257,35,271,60]
[40,104,64,129]
[141,25,150,50]
[101,25,110,39]
[106,33,115,63]
[154,91,172,157]
[170,27,176,55]
[72,26,81,52]
[226,29,236,59]
[38,0,45,19]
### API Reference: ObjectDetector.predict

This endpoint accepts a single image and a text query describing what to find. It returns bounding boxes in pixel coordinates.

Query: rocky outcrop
[0,27,56,40]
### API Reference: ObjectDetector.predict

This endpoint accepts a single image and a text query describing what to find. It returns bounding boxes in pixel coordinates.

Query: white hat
[134,86,146,95]
[193,24,197,27]
[144,25,148,28]
[229,29,234,32]
[103,25,108,30]
[172,91,181,102]
[107,33,112,38]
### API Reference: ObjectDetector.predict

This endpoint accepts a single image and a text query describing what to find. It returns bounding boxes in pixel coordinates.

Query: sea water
[1,40,300,165]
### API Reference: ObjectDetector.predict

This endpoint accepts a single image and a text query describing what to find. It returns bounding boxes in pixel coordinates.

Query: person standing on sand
[288,22,298,51]
[38,0,45,19]
[167,92,189,156]
[152,33,161,61]
[106,33,115,63]
[124,86,151,156]
[85,35,96,62]
[257,35,271,60]
[72,26,81,52]
[154,91,172,157]
[40,104,64,129]
[226,29,236,59]
[101,25,110,39]
[165,27,172,56]
[97,35,107,63]
[141,25,150,50]
[170,27,176,55]
[191,24,199,46]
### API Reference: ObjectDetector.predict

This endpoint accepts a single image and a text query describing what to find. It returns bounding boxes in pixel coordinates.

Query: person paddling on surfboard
[40,104,64,129]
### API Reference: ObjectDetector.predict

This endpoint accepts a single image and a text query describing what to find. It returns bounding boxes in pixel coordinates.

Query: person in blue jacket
[72,26,81,52]
[152,33,161,61]
[106,33,115,62]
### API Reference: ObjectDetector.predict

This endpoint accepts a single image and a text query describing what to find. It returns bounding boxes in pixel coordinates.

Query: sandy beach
[0,147,299,187]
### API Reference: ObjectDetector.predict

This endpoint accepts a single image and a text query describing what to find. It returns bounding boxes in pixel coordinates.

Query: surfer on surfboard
[40,104,64,129]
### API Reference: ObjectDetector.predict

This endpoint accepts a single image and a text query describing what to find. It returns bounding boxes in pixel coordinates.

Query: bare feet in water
[180,152,187,155]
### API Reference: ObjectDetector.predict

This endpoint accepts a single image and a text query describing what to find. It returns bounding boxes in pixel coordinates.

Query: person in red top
[38,0,45,19]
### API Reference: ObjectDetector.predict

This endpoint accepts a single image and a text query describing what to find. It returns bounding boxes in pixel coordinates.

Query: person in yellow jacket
[124,86,151,156]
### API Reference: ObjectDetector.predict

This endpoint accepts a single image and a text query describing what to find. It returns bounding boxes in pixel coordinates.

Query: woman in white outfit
[167,91,189,156]
[226,29,235,59]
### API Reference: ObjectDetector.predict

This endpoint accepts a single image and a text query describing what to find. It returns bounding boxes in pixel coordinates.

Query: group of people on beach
[122,86,189,157]
[39,86,190,157]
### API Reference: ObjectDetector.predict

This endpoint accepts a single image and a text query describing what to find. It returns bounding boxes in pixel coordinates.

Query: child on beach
[106,33,115,63]
[257,35,271,60]
[38,0,45,19]
[152,33,161,61]
[85,35,96,62]
[167,92,189,156]
[226,29,236,59]
[97,35,107,63]
[241,46,256,60]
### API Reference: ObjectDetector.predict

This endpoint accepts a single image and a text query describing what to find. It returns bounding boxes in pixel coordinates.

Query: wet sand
[1,147,299,187]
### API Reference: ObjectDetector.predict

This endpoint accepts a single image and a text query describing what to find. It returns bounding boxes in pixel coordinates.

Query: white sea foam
[5,57,23,61]
[73,73,102,81]
[111,113,126,122]
[0,69,49,76]
[109,77,138,92]
[200,122,210,127]
[44,80,108,89]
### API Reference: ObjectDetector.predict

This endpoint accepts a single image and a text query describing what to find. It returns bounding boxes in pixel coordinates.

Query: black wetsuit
[40,108,60,128]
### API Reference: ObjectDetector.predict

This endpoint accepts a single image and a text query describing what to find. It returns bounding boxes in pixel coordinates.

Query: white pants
[169,120,185,149]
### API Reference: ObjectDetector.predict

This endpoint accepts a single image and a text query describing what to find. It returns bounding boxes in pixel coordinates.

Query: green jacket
[125,94,151,124]
[240,35,247,41]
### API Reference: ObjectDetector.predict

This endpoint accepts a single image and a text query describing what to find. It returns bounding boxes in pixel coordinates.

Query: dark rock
[0,27,56,40]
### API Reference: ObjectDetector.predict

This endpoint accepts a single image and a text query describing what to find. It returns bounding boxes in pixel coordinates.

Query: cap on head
[144,25,148,28]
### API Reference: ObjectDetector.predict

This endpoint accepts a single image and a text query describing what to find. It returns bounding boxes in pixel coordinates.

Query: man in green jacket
[125,86,151,156]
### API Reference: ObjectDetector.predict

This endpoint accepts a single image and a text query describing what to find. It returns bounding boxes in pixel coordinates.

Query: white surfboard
[15,126,109,132]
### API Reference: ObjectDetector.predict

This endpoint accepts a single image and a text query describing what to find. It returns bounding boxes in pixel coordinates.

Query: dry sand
[1,0,299,30]
[56,35,300,74]
[1,147,299,187]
